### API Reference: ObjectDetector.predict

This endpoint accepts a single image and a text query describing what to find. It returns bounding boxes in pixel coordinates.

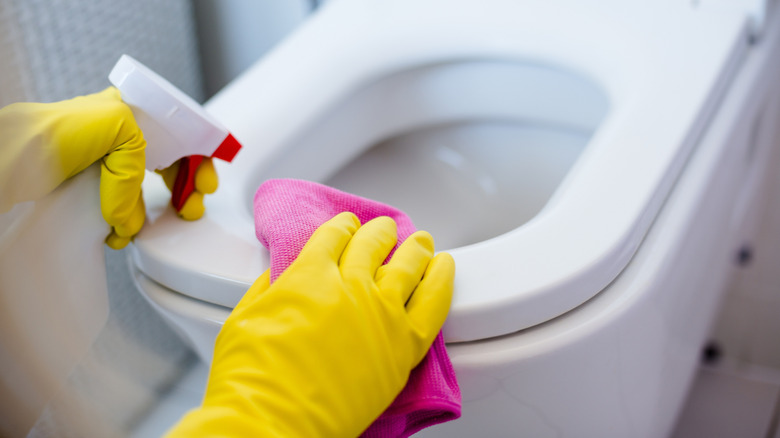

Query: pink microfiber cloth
[254,178,461,438]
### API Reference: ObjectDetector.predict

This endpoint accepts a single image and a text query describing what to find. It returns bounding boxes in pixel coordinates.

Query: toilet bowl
[130,0,780,436]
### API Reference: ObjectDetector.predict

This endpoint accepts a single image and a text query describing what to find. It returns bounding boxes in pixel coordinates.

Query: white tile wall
[131,362,209,437]
[711,92,780,370]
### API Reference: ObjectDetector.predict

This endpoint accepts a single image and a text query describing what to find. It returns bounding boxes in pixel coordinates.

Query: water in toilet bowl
[325,120,588,250]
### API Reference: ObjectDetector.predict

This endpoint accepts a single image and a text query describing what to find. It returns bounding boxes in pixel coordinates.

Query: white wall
[192,0,312,99]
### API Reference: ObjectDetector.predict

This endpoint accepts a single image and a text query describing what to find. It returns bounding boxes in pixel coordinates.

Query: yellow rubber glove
[167,212,455,438]
[158,157,218,220]
[0,87,146,249]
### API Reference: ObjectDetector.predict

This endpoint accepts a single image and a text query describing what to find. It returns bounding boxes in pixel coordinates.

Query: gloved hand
[0,87,145,249]
[158,156,218,220]
[166,212,455,437]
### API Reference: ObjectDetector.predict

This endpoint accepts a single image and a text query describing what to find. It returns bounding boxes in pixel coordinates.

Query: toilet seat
[132,0,751,342]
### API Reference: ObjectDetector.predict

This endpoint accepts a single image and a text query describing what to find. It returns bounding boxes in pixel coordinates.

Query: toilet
[130,0,780,436]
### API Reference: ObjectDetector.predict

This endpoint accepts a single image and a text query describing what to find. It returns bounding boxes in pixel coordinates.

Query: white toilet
[130,0,780,436]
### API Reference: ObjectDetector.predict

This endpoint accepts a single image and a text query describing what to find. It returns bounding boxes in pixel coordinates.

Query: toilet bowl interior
[326,123,586,250]
[245,60,609,249]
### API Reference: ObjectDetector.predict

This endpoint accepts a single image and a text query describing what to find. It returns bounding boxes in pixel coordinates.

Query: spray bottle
[108,54,241,211]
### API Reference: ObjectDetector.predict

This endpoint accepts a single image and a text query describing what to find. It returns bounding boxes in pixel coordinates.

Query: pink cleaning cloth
[254,178,461,438]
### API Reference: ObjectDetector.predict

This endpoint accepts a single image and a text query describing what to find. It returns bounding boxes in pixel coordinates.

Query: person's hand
[158,156,218,220]
[0,87,145,249]
[166,212,456,437]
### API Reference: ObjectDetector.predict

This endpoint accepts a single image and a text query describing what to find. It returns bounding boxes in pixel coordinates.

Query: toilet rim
[132,0,750,342]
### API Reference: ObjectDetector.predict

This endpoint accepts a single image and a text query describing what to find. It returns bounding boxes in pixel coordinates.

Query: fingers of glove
[112,191,146,237]
[57,87,135,177]
[375,230,434,305]
[105,231,131,250]
[158,157,217,194]
[158,161,178,191]
[178,191,205,221]
[405,252,455,364]
[104,192,144,250]
[45,87,144,226]
[98,110,146,227]
[230,269,271,320]
[295,212,361,267]
[100,154,145,228]
[80,87,148,224]
[174,158,217,220]
[339,216,397,281]
[195,158,218,194]
[158,158,215,220]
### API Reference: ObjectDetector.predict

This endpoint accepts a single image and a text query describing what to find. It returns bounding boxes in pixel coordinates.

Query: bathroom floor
[672,361,780,438]
[132,359,780,437]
